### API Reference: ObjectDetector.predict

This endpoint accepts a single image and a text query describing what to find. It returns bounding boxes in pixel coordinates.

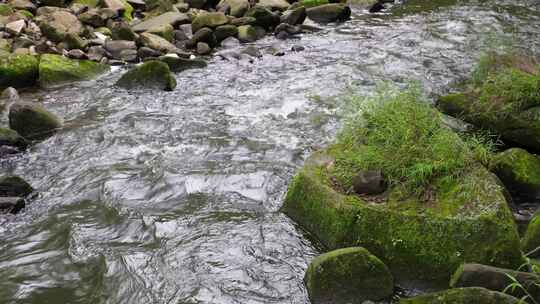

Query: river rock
[139,32,178,53]
[237,25,265,42]
[87,45,109,61]
[38,54,110,87]
[305,247,393,304]
[257,0,290,11]
[138,46,162,59]
[36,10,83,42]
[1,87,19,101]
[191,12,229,33]
[306,4,351,23]
[9,0,36,13]
[116,60,176,91]
[523,213,540,256]
[111,23,138,41]
[400,287,520,304]
[67,49,88,59]
[104,39,137,58]
[217,0,249,17]
[146,24,174,42]
[0,54,39,89]
[131,12,190,32]
[79,8,117,27]
[281,6,307,25]
[6,19,26,36]
[0,127,27,150]
[196,42,211,55]
[437,53,540,151]
[186,27,217,48]
[0,175,33,197]
[214,24,238,42]
[450,263,540,302]
[352,170,387,195]
[0,4,14,16]
[103,0,133,20]
[230,16,257,26]
[63,32,88,51]
[491,148,540,200]
[0,197,26,214]
[244,6,280,29]
[9,102,62,140]
[158,55,207,72]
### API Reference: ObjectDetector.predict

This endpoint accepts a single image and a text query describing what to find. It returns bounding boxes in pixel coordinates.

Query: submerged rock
[400,287,520,304]
[0,196,26,214]
[450,263,540,302]
[9,102,62,140]
[491,148,540,200]
[306,4,351,23]
[38,54,110,87]
[0,127,28,150]
[305,247,394,304]
[0,54,39,89]
[116,60,176,91]
[0,175,33,197]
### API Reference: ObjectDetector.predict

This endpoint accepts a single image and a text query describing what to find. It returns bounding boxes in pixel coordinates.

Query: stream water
[1,0,540,303]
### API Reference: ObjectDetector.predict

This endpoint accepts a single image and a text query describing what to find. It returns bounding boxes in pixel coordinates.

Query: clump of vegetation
[329,84,494,198]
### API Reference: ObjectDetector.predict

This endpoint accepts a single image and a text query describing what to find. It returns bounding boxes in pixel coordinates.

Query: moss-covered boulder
[400,287,520,304]
[305,247,393,304]
[438,53,540,151]
[523,213,540,255]
[0,55,39,89]
[0,175,33,197]
[9,102,62,140]
[244,6,281,29]
[38,54,110,88]
[306,4,351,23]
[491,148,540,199]
[116,61,176,91]
[0,127,28,150]
[283,90,523,284]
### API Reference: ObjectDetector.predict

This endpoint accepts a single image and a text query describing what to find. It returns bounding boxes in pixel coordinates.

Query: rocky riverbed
[1,0,540,303]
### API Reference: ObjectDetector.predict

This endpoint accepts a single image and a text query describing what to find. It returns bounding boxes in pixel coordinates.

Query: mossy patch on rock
[304,247,393,304]
[116,60,176,91]
[0,54,39,89]
[437,52,540,151]
[9,102,62,140]
[400,287,520,304]
[491,148,540,199]
[523,213,540,255]
[38,54,110,87]
[283,88,523,283]
[0,127,28,150]
[0,4,14,16]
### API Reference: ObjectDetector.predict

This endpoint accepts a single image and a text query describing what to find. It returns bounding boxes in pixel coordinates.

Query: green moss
[0,4,13,16]
[304,247,393,303]
[291,0,329,8]
[0,55,39,89]
[9,102,62,140]
[523,214,540,255]
[0,127,28,149]
[116,61,176,91]
[18,10,34,18]
[437,52,540,150]
[400,287,520,304]
[38,54,110,88]
[491,148,540,197]
[119,0,134,21]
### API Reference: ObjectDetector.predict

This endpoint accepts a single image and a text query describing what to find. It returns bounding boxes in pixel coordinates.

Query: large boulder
[306,4,351,23]
[36,10,84,42]
[0,54,39,89]
[400,287,520,304]
[38,54,110,87]
[450,263,540,302]
[131,12,190,32]
[304,247,393,304]
[191,12,229,33]
[491,148,540,200]
[9,102,62,140]
[282,95,524,284]
[437,53,540,151]
[116,61,176,91]
[0,175,32,197]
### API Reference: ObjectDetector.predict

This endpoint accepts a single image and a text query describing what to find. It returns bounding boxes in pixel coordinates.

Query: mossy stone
[38,54,110,87]
[214,25,238,42]
[0,4,14,16]
[282,150,523,283]
[0,175,33,197]
[158,56,207,72]
[71,0,100,8]
[523,213,540,255]
[491,148,540,199]
[0,55,39,89]
[244,6,280,29]
[191,12,229,33]
[116,61,176,91]
[147,24,174,42]
[9,102,62,140]
[0,127,28,149]
[305,247,393,304]
[400,287,520,304]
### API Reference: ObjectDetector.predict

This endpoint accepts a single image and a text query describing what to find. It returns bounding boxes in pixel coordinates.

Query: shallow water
[1,1,540,303]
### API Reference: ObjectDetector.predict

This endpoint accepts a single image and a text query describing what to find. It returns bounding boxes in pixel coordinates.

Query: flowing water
[1,1,540,303]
